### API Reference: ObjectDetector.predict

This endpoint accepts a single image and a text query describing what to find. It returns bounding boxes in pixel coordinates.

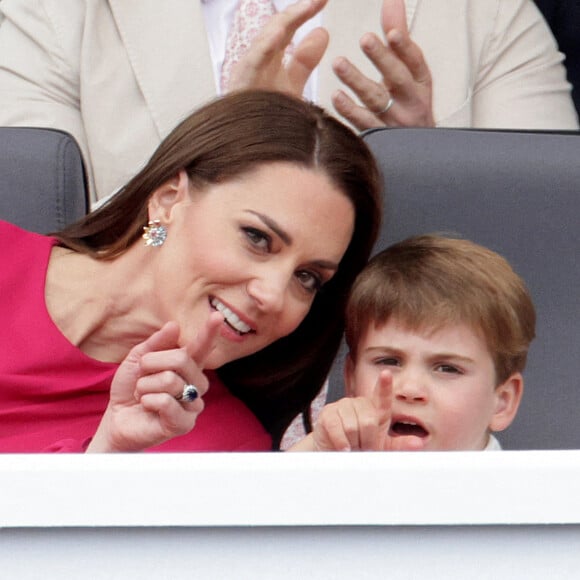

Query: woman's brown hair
[56,90,382,447]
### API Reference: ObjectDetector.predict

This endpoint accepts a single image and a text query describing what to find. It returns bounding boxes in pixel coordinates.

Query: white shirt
[485,434,502,451]
[201,0,322,100]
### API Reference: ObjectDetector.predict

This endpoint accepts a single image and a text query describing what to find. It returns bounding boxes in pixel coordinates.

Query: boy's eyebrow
[427,351,476,364]
[363,346,404,356]
[363,346,476,364]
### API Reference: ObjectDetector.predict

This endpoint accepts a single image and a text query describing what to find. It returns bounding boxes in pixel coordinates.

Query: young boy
[292,234,536,452]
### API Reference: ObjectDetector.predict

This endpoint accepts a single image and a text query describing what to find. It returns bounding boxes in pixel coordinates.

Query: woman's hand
[331,0,434,130]
[87,313,223,452]
[227,0,329,98]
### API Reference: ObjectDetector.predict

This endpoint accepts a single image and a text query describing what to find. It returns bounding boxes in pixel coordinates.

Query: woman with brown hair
[0,90,382,452]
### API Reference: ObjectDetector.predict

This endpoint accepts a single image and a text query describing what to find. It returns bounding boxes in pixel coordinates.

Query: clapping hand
[87,313,223,452]
[227,0,329,98]
[331,0,434,129]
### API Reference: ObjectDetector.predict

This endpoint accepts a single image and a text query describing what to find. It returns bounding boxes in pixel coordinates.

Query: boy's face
[345,317,522,451]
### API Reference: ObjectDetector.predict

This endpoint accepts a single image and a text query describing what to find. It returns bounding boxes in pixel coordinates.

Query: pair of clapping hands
[228,0,434,130]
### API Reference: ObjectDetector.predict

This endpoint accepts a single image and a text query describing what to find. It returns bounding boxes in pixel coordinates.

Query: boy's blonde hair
[345,235,536,384]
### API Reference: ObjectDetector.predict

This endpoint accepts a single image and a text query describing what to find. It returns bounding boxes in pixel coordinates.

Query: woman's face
[150,162,355,369]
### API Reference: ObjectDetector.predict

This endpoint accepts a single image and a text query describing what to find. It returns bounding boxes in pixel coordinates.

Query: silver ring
[176,384,199,403]
[375,96,395,115]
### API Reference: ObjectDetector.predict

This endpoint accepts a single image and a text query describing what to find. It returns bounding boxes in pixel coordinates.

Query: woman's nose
[246,270,288,313]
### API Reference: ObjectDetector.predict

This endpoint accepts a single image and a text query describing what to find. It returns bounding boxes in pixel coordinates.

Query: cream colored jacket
[0,0,577,201]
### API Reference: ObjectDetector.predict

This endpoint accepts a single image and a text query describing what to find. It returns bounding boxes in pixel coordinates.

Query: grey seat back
[0,127,87,233]
[328,127,580,450]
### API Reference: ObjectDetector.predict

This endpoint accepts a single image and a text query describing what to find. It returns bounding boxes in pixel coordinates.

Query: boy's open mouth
[389,420,429,438]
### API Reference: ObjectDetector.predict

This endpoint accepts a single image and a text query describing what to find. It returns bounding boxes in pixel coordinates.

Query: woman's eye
[295,270,323,293]
[243,227,271,251]
[436,364,461,374]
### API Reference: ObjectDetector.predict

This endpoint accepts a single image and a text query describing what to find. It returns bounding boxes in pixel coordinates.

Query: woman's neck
[45,245,162,363]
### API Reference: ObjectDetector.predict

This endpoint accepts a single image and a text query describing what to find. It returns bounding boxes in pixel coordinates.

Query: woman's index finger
[184,311,224,367]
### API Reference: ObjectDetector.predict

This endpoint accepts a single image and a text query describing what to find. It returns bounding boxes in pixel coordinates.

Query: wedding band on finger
[176,384,199,403]
[375,96,395,115]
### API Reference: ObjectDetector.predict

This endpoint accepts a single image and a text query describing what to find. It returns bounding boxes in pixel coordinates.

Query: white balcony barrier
[1,451,579,578]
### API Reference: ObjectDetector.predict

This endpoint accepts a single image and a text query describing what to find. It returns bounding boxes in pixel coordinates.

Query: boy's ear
[147,169,190,223]
[489,373,524,433]
[343,353,356,397]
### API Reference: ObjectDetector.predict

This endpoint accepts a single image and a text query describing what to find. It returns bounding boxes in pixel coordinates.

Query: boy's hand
[311,370,392,451]
[87,313,223,453]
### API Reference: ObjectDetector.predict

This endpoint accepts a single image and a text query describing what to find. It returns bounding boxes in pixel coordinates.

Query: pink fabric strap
[220,0,277,92]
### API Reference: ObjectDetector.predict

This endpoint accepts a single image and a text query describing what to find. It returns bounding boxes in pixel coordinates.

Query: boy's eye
[374,357,400,367]
[243,227,271,251]
[435,364,462,374]
[295,270,323,293]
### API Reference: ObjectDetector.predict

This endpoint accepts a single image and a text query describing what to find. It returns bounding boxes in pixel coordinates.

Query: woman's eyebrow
[310,259,340,272]
[245,210,292,245]
[245,210,340,271]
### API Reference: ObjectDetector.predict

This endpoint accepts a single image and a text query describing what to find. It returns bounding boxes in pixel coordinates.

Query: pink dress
[0,221,272,452]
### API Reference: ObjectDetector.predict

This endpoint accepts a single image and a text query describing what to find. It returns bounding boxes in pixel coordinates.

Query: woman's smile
[210,296,255,336]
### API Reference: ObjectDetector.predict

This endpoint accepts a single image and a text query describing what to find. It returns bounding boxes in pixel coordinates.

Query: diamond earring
[142,220,168,247]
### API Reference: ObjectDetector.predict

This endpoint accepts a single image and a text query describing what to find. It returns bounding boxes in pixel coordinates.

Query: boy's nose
[394,370,428,403]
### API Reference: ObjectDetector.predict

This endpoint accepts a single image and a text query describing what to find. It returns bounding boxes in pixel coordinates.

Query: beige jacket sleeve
[0,0,214,202]
[0,0,216,202]
[0,0,92,184]
[462,0,579,129]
